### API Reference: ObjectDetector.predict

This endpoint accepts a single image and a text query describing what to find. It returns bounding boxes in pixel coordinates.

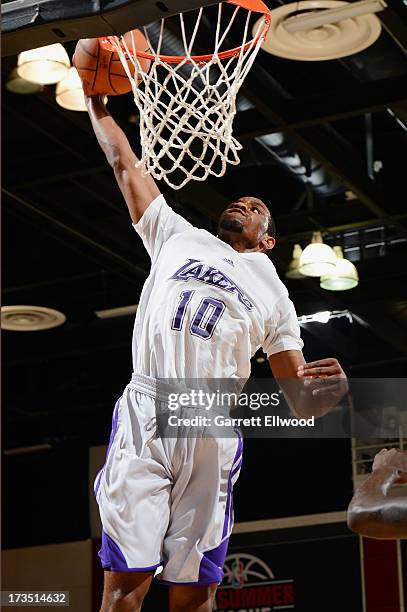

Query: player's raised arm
[84,94,161,223]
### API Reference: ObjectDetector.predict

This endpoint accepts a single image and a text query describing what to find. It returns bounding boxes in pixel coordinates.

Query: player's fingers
[298,358,338,369]
[392,453,407,470]
[298,360,343,377]
[303,377,334,388]
[298,365,342,377]
[311,383,345,397]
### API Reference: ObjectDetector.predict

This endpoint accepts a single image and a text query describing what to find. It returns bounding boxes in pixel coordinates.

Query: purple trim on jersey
[99,530,161,573]
[94,397,121,498]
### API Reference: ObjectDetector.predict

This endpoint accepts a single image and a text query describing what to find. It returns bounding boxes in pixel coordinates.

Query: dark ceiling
[2,0,407,543]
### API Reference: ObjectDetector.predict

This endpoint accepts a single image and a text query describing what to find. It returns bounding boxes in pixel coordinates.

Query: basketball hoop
[100,0,271,190]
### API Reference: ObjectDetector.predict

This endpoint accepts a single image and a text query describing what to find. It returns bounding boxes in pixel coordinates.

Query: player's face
[218,196,275,252]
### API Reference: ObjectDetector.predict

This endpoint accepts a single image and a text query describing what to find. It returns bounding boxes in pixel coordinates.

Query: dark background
[2,0,407,550]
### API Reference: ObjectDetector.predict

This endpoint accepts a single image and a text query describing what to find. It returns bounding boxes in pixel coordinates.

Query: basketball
[73,30,151,96]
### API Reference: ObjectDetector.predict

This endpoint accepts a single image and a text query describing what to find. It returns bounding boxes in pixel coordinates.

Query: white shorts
[94,374,243,585]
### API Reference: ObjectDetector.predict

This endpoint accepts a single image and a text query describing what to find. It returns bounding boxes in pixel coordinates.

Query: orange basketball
[73,30,151,96]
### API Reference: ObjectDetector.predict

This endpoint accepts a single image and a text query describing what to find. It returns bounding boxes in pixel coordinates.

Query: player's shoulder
[238,251,281,279]
[257,256,292,305]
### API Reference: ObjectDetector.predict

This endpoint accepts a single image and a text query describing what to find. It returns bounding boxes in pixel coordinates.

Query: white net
[106,1,270,189]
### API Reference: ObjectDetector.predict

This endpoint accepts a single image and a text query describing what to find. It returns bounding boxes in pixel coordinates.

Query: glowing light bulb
[299,232,337,277]
[17,44,70,85]
[286,244,305,279]
[56,67,87,111]
[320,246,359,291]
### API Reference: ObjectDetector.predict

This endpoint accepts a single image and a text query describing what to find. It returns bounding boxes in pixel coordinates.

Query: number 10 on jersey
[171,290,225,340]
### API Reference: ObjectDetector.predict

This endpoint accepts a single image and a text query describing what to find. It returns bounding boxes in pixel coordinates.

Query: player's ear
[260,235,275,253]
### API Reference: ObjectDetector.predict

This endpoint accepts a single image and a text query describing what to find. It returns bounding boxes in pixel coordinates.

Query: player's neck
[218,234,263,254]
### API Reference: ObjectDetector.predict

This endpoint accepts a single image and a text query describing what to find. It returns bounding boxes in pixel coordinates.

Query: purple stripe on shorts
[155,538,229,586]
[222,430,243,539]
[94,397,121,497]
[99,530,161,573]
[193,430,244,585]
[198,537,229,584]
[231,457,243,477]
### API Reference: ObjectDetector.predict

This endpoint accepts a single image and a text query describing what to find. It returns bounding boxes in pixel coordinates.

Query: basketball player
[84,92,347,612]
[348,448,407,539]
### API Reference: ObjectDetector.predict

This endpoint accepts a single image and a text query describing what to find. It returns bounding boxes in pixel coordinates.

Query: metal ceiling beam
[235,75,407,140]
[300,320,355,362]
[182,181,229,221]
[379,0,407,54]
[294,124,407,237]
[3,272,106,295]
[348,356,407,372]
[2,0,222,56]
[240,65,407,238]
[3,188,148,282]
[6,166,109,191]
[4,103,88,163]
[292,285,407,358]
[352,308,407,356]
[288,249,407,305]
[278,213,407,242]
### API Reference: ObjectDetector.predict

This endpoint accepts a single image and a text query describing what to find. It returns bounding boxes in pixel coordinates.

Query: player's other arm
[263,295,346,416]
[84,95,160,223]
[268,351,348,418]
[347,449,407,539]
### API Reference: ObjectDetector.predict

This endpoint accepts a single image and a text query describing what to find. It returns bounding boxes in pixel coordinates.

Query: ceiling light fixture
[254,0,383,61]
[95,304,138,319]
[1,305,66,331]
[56,67,87,111]
[283,0,386,33]
[285,244,305,279]
[6,67,44,94]
[312,311,331,323]
[298,309,353,324]
[17,43,70,85]
[298,310,332,324]
[320,246,359,290]
[4,444,52,456]
[299,231,337,277]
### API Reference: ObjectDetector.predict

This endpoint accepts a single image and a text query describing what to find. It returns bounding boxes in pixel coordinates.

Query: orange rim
[99,0,271,65]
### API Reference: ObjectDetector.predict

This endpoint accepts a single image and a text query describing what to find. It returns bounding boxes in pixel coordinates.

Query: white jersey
[131,194,303,379]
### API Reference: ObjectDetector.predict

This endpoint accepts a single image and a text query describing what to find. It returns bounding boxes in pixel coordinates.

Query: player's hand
[81,81,95,97]
[75,72,94,98]
[297,358,348,398]
[72,44,98,97]
[373,448,407,483]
